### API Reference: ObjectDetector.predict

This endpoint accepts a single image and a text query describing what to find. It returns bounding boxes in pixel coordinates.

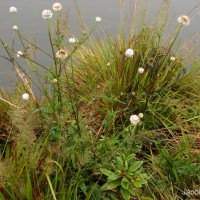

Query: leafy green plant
[100,153,147,200]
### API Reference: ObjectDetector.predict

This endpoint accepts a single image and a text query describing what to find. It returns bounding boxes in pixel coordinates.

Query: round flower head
[53,3,62,11]
[130,114,140,125]
[170,56,176,62]
[22,93,29,100]
[42,9,53,19]
[96,17,102,22]
[53,79,58,84]
[125,48,134,57]
[13,25,18,30]
[107,62,111,66]
[138,67,144,74]
[56,49,68,60]
[177,15,190,26]
[17,51,23,58]
[68,37,76,44]
[9,7,17,13]
[138,113,144,118]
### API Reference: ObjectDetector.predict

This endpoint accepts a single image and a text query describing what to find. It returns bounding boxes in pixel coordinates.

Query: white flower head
[22,93,29,100]
[68,37,76,44]
[56,49,68,60]
[17,51,23,58]
[125,48,135,57]
[53,79,58,84]
[138,67,145,74]
[138,113,144,118]
[42,9,53,19]
[170,56,176,62]
[130,114,140,125]
[9,7,17,13]
[53,3,62,11]
[177,15,190,26]
[13,25,18,30]
[96,17,102,22]
[107,62,111,66]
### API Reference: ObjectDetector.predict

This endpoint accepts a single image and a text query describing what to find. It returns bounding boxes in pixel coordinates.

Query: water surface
[0,0,199,90]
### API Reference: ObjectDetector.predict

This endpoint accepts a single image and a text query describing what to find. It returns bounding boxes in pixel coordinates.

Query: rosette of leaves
[100,154,147,200]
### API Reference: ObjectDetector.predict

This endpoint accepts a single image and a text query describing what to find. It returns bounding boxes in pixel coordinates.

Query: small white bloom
[53,79,58,84]
[107,63,111,66]
[138,113,144,118]
[13,25,18,30]
[4,44,8,48]
[56,49,68,60]
[138,67,145,74]
[96,17,102,22]
[52,3,62,11]
[125,48,134,57]
[177,15,190,26]
[42,9,53,19]
[9,7,17,13]
[170,56,176,62]
[130,114,140,125]
[22,93,29,100]
[17,51,23,58]
[68,37,76,44]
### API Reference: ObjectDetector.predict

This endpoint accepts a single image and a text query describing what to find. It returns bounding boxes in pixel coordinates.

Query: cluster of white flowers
[56,49,68,60]
[177,15,190,26]
[138,67,144,74]
[17,51,23,58]
[42,9,53,19]
[22,93,29,100]
[130,115,140,125]
[9,7,17,13]
[130,113,144,125]
[125,48,134,57]
[52,3,62,11]
[96,17,102,22]
[68,37,76,44]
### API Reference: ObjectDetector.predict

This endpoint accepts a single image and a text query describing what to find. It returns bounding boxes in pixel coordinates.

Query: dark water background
[0,0,200,90]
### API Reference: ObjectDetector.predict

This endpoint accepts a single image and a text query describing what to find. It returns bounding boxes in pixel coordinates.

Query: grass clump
[0,1,199,199]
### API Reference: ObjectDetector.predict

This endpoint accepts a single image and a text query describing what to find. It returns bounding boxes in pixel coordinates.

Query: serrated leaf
[129,161,143,173]
[101,180,121,190]
[100,168,114,177]
[120,187,131,200]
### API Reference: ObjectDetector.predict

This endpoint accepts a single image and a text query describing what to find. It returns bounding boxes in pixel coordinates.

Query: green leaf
[100,168,114,177]
[108,173,120,181]
[121,179,129,190]
[126,154,135,162]
[26,170,33,200]
[116,156,124,170]
[129,161,143,173]
[120,187,131,200]
[133,181,142,188]
[125,171,133,179]
[128,186,136,196]
[101,180,121,190]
